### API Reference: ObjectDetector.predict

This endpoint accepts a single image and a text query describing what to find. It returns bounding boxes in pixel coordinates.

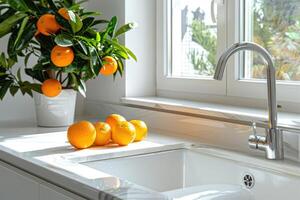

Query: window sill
[121,96,300,132]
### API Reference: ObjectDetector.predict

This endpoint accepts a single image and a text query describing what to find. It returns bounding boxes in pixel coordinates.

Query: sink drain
[243,173,255,189]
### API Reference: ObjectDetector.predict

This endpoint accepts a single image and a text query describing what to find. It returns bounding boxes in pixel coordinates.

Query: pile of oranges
[67,114,148,149]
[36,9,119,98]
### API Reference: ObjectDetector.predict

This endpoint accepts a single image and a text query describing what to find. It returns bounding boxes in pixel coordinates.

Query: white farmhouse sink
[82,146,300,200]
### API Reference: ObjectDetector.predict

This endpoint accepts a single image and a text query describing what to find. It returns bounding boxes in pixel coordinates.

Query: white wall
[125,0,157,97]
[86,0,157,104]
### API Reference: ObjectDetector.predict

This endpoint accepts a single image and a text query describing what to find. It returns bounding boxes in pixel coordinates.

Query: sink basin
[82,147,300,200]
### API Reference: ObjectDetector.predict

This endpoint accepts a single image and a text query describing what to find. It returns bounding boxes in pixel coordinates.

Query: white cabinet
[0,161,87,200]
[39,182,86,200]
[0,161,40,200]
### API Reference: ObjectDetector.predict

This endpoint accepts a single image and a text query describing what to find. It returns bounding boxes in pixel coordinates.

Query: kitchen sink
[82,146,300,200]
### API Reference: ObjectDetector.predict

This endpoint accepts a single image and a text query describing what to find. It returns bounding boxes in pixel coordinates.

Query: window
[243,0,300,82]
[157,0,300,105]
[156,0,227,96]
[171,0,217,78]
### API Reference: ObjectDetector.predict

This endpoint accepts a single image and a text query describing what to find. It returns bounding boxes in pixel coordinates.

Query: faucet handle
[249,122,259,150]
[252,122,257,136]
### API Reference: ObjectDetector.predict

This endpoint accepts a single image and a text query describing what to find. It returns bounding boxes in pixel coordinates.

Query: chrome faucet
[214,42,284,160]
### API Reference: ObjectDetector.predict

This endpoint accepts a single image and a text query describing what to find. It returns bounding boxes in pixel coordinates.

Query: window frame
[156,0,300,110]
[226,0,300,103]
[156,0,227,96]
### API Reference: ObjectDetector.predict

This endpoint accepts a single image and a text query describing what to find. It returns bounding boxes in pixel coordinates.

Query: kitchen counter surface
[0,120,196,200]
[1,120,300,200]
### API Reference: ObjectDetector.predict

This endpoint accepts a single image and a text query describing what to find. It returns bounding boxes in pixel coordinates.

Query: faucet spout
[214,42,284,160]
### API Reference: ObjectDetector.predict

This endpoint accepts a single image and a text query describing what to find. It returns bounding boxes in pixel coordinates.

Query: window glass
[243,0,300,81]
[171,0,218,78]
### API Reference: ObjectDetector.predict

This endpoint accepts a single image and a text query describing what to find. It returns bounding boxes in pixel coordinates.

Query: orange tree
[0,0,136,99]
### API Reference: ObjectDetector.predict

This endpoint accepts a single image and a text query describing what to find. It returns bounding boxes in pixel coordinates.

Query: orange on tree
[51,45,74,67]
[41,79,62,97]
[93,122,112,146]
[105,114,126,131]
[36,14,61,36]
[67,121,96,149]
[100,56,118,76]
[112,121,136,146]
[130,120,148,142]
[58,8,70,20]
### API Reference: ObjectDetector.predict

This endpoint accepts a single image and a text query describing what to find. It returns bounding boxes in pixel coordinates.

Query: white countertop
[1,121,300,199]
[0,121,192,199]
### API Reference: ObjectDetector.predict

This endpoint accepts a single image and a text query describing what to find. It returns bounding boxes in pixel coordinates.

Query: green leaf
[108,39,137,61]
[77,41,88,55]
[54,34,73,47]
[80,11,100,18]
[69,11,83,33]
[30,83,42,93]
[55,14,72,32]
[115,51,129,59]
[9,85,18,96]
[62,0,76,7]
[23,0,40,13]
[116,58,124,77]
[78,79,86,98]
[69,73,78,89]
[15,21,36,51]
[19,81,33,97]
[92,19,109,26]
[24,52,32,67]
[77,17,94,34]
[25,69,45,83]
[0,12,27,38]
[0,80,13,100]
[0,8,16,24]
[0,52,7,68]
[17,68,22,81]
[96,32,101,42]
[7,27,18,60]
[14,16,29,47]
[115,22,137,38]
[124,47,137,61]
[6,58,15,68]
[106,16,118,38]
[46,0,58,11]
[7,0,29,12]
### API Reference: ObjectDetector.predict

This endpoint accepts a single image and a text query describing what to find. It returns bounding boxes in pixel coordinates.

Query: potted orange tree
[0,0,136,126]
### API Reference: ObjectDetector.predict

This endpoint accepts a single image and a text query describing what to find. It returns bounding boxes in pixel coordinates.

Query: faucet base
[249,128,284,160]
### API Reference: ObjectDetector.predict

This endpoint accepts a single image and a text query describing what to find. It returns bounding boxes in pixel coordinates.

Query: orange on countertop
[94,122,112,146]
[130,120,148,142]
[105,114,126,131]
[67,121,96,149]
[112,121,136,146]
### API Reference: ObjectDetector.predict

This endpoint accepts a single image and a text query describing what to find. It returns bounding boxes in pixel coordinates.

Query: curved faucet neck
[214,42,277,129]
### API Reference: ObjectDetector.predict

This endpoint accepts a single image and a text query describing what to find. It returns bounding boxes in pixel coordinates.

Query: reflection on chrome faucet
[214,42,284,160]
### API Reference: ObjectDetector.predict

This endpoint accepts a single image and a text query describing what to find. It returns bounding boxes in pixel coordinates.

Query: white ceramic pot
[33,90,77,127]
